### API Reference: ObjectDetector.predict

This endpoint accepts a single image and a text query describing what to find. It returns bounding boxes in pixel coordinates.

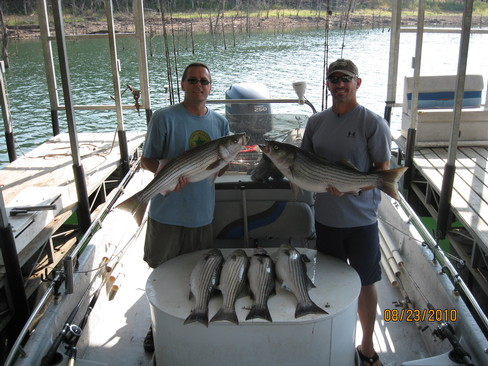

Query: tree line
[0,1,479,17]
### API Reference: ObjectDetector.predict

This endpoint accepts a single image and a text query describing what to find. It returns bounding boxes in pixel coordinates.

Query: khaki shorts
[143,217,214,268]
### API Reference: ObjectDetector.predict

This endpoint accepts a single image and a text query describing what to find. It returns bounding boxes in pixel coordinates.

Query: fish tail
[246,305,272,322]
[377,167,408,200]
[115,193,148,226]
[184,309,209,327]
[210,307,239,325]
[295,300,328,318]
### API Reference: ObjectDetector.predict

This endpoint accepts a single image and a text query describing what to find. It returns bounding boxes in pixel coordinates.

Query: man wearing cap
[301,58,390,366]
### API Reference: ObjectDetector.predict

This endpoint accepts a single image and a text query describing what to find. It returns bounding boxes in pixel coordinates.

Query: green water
[1,27,488,167]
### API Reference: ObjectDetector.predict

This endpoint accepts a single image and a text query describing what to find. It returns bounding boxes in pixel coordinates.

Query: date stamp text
[384,308,457,323]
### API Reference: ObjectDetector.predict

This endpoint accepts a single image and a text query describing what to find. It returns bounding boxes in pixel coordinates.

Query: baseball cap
[327,59,358,78]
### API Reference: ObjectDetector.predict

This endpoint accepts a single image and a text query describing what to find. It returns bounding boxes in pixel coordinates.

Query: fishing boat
[1,0,488,365]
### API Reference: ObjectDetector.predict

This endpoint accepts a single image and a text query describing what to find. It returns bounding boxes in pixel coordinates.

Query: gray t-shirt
[301,104,391,228]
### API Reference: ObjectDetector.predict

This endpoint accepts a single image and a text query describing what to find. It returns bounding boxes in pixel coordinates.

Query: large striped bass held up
[258,140,407,200]
[116,133,248,225]
[246,248,276,322]
[275,244,328,318]
[184,249,225,327]
[210,249,250,325]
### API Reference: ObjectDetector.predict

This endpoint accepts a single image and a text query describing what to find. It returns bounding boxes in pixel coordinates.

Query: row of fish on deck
[184,245,328,327]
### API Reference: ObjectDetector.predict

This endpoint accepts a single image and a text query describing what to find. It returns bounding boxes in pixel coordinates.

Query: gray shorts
[143,217,214,268]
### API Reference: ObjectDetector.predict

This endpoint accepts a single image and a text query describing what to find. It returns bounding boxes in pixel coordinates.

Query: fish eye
[273,145,279,151]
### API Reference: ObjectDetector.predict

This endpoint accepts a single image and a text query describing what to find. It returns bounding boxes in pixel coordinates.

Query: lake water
[1,26,488,167]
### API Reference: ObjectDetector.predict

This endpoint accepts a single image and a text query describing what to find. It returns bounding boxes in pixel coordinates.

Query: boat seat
[213,180,315,248]
[401,74,488,146]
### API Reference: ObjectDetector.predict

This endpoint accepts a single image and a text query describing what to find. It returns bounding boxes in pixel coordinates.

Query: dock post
[0,60,16,162]
[403,128,416,191]
[118,130,130,175]
[0,187,30,345]
[51,0,91,232]
[436,0,473,241]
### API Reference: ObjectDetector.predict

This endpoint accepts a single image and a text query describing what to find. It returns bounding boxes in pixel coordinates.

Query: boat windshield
[223,113,310,175]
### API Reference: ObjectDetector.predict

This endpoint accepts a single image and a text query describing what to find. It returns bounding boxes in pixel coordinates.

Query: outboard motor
[225,83,272,145]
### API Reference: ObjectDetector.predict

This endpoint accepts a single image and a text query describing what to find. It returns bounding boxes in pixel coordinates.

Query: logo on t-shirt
[347,131,356,138]
[189,130,211,148]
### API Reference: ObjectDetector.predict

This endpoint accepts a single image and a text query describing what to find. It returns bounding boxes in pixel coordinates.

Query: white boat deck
[71,225,430,366]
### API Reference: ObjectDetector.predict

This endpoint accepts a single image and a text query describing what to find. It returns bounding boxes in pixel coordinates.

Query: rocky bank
[3,12,481,40]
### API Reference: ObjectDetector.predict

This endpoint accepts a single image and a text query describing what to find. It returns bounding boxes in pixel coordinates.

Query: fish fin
[306,276,316,290]
[289,182,304,199]
[300,254,311,263]
[280,281,292,292]
[115,193,148,226]
[246,305,272,322]
[377,167,408,200]
[238,282,251,299]
[336,159,360,171]
[210,308,239,325]
[295,300,328,318]
[207,159,222,171]
[209,172,219,183]
[184,308,209,327]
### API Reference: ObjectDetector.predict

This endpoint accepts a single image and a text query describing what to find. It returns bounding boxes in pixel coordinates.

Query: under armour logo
[347,131,356,138]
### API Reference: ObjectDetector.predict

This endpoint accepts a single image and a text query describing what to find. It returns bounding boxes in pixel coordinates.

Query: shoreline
[3,13,480,41]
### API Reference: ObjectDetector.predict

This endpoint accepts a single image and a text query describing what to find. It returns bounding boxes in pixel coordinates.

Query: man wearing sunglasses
[140,62,229,352]
[301,59,389,366]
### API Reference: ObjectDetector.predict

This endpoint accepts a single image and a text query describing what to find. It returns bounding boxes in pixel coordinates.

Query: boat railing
[207,97,317,114]
[396,193,488,333]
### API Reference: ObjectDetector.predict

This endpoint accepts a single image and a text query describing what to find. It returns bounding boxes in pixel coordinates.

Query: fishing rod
[400,259,474,366]
[41,213,146,366]
[39,258,109,366]
[321,0,331,111]
[63,263,111,366]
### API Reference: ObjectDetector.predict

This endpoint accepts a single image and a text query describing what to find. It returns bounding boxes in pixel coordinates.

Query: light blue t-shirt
[301,104,391,228]
[143,103,230,227]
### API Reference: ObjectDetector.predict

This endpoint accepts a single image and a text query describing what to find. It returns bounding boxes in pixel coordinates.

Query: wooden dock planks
[414,145,488,250]
[0,131,145,264]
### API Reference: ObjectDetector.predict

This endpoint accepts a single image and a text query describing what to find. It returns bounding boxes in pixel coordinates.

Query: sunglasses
[327,75,356,84]
[186,78,211,85]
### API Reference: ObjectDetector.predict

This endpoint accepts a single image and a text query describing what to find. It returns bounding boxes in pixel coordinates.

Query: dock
[0,131,145,295]
[395,136,488,306]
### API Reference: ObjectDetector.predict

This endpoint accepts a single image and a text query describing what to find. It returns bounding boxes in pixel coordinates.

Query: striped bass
[259,140,407,200]
[184,249,224,327]
[210,249,250,325]
[116,133,249,225]
[275,244,328,318]
[246,248,276,322]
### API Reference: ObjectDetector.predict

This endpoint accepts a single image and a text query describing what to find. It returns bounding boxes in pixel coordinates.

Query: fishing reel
[432,322,474,366]
[63,324,82,346]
